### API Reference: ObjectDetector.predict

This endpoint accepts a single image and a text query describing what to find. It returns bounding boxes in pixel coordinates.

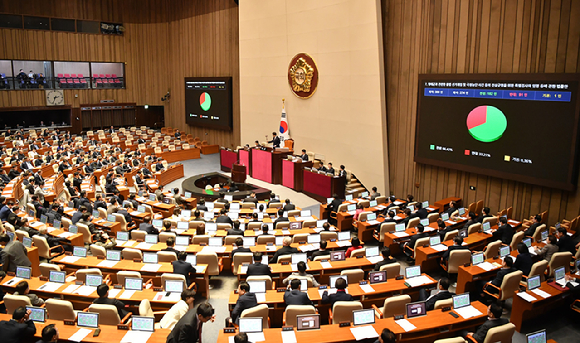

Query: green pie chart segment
[200,92,211,111]
[466,105,507,143]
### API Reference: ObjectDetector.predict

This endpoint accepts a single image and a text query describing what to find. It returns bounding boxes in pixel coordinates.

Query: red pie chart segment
[466,106,487,129]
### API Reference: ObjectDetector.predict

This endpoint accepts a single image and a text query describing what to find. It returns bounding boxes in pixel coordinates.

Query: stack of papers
[201,246,226,253]
[360,284,375,293]
[98,260,119,268]
[347,210,357,216]
[141,264,162,272]
[281,230,291,235]
[393,201,403,205]
[60,256,82,263]
[320,261,332,269]
[119,290,136,299]
[318,288,348,297]
[394,216,403,220]
[477,262,497,271]
[350,325,379,341]
[336,241,352,247]
[255,293,267,303]
[239,266,248,274]
[299,245,318,252]
[367,256,384,264]
[108,289,122,298]
[37,282,63,292]
[68,328,92,342]
[367,220,381,226]
[393,232,408,238]
[455,305,482,319]
[62,284,81,294]
[405,275,431,287]
[58,232,74,238]
[424,227,435,232]
[445,220,456,225]
[556,279,567,287]
[266,246,277,251]
[431,245,448,252]
[136,242,153,249]
[121,330,153,343]
[280,330,297,343]
[74,285,97,296]
[517,292,537,302]
[3,277,22,286]
[531,288,551,298]
[395,318,416,332]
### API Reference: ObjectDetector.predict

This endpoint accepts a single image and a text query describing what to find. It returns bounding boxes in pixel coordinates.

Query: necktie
[198,322,202,343]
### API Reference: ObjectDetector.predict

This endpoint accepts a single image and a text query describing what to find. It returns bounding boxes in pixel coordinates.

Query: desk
[302,169,345,202]
[282,159,313,191]
[155,164,184,186]
[160,147,201,163]
[201,144,219,155]
[217,301,488,343]
[0,314,170,343]
[251,148,290,184]
[383,222,441,255]
[220,148,238,172]
[434,197,462,213]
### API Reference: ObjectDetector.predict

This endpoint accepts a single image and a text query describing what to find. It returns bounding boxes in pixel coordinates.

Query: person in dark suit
[462,211,478,230]
[284,279,313,306]
[0,170,10,183]
[466,303,508,343]
[243,193,258,204]
[273,208,289,227]
[513,243,533,276]
[328,194,343,214]
[442,236,469,262]
[410,202,428,220]
[197,199,208,211]
[524,214,542,237]
[0,201,15,221]
[369,186,380,200]
[93,195,107,210]
[477,207,492,223]
[325,162,335,175]
[556,227,576,254]
[231,238,251,258]
[268,132,280,148]
[311,240,331,261]
[282,199,295,212]
[269,237,298,264]
[482,256,516,297]
[229,281,258,325]
[247,252,271,276]
[226,221,244,236]
[338,165,346,178]
[445,201,458,217]
[299,149,308,161]
[174,129,181,139]
[215,209,233,226]
[493,217,513,245]
[93,284,130,318]
[419,277,454,311]
[0,306,36,343]
[436,219,453,241]
[374,247,397,271]
[404,223,429,260]
[166,302,215,343]
[172,252,197,286]
[321,278,353,307]
[162,237,178,254]
[139,216,159,235]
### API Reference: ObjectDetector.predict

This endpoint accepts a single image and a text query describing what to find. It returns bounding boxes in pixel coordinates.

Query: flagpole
[282,98,285,109]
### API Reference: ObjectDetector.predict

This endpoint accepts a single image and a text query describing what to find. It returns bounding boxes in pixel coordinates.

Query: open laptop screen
[239,317,263,333]
[296,314,320,331]
[526,329,546,343]
[453,293,470,309]
[406,301,427,318]
[77,312,99,328]
[132,316,155,332]
[352,309,375,326]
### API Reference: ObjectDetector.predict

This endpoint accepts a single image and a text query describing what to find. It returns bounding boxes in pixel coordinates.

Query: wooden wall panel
[0,0,240,147]
[382,0,580,225]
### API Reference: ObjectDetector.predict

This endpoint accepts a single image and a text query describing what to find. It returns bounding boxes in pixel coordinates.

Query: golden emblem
[288,53,318,99]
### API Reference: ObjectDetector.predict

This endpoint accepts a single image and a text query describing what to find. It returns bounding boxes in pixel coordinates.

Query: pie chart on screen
[466,105,507,142]
[200,92,211,111]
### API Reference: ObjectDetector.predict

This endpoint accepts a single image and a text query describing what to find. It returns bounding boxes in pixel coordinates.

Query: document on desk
[255,293,267,303]
[508,220,519,225]
[431,244,448,252]
[246,332,266,342]
[239,266,248,274]
[282,230,291,235]
[517,292,538,302]
[201,246,226,253]
[360,284,375,293]
[281,330,297,343]
[405,275,431,287]
[119,290,136,299]
[62,284,81,294]
[455,305,482,319]
[60,256,82,263]
[531,288,551,298]
[141,264,162,272]
[395,318,416,332]
[320,261,332,269]
[266,245,277,251]
[74,285,97,296]
[477,262,497,272]
[98,260,119,268]
[350,325,379,340]
[37,282,63,292]
[528,247,537,256]
[375,205,386,210]
[136,242,153,250]
[121,330,153,343]
[58,232,74,238]
[3,277,22,286]
[347,210,357,215]
[393,232,409,238]
[336,241,352,247]
[108,289,122,298]
[424,227,435,232]
[68,328,92,342]
[130,211,140,216]
[367,256,383,264]
[122,240,137,247]
[296,216,315,221]
[394,216,403,220]
[393,201,403,205]
[367,220,381,226]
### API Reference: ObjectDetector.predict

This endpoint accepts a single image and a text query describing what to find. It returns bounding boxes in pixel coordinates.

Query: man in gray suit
[0,234,31,272]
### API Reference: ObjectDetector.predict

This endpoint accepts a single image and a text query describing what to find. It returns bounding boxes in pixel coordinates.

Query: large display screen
[185,77,232,130]
[415,74,580,190]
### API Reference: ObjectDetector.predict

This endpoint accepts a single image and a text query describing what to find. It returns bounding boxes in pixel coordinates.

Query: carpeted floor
[165,154,580,343]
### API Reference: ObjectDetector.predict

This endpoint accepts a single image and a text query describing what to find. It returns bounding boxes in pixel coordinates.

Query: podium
[231,164,247,183]
[251,148,291,184]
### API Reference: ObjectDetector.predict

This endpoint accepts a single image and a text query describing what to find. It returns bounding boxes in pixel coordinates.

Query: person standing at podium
[268,132,280,148]
[299,149,309,161]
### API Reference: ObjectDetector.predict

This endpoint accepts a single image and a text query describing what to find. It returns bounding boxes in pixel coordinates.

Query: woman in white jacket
[159,288,196,329]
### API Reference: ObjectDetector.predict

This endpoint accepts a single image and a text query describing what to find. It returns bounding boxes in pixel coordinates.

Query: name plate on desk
[277,288,286,292]
[395,275,404,280]
[356,255,364,259]
[281,261,289,265]
[282,326,294,331]
[117,324,129,330]
[223,328,236,334]
[339,321,351,327]
[63,319,75,325]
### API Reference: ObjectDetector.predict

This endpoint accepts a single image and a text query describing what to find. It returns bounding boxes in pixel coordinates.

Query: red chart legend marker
[464,150,470,155]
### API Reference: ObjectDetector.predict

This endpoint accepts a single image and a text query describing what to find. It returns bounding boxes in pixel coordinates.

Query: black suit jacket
[300,154,309,161]
[412,208,428,219]
[231,247,251,259]
[216,215,234,225]
[166,309,200,343]
[247,262,271,276]
[513,253,532,276]
[442,245,469,261]
[0,319,36,343]
[490,267,516,287]
[329,198,343,213]
[269,245,299,264]
[284,289,313,306]
[93,297,129,318]
[494,224,514,245]
[408,232,429,250]
[283,204,296,212]
[226,228,244,236]
[172,260,196,286]
[311,250,331,261]
[321,289,353,307]
[557,235,576,254]
[374,257,397,271]
[274,217,290,227]
[231,292,258,324]
[425,290,454,311]
[477,214,492,223]
[524,222,541,237]
[243,197,258,203]
[140,223,158,235]
[472,318,509,343]
[270,136,281,148]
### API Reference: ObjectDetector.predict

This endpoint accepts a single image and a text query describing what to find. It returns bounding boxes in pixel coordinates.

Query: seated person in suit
[324,162,335,175]
[94,284,130,319]
[172,252,196,286]
[243,192,258,203]
[162,237,178,254]
[71,205,87,224]
[269,237,298,264]
[321,277,353,307]
[14,280,44,306]
[465,303,508,343]
[378,210,397,225]
[403,223,428,261]
[227,220,244,236]
[534,235,559,262]
[273,208,289,227]
[228,281,258,326]
[462,211,478,230]
[437,219,454,241]
[139,216,159,235]
[338,165,346,178]
[232,238,252,258]
[94,232,117,250]
[481,256,516,298]
[0,306,36,342]
[374,247,397,271]
[369,186,380,200]
[445,200,459,217]
[493,216,513,245]
[477,207,492,223]
[513,242,532,276]
[282,199,295,212]
[374,328,396,343]
[283,261,319,287]
[284,279,313,306]
[215,208,234,225]
[345,237,363,258]
[78,212,97,234]
[524,214,542,237]
[299,149,308,161]
[419,277,454,311]
[311,240,331,261]
[442,235,469,263]
[556,227,576,254]
[247,252,271,276]
[38,323,58,343]
[197,198,208,211]
[159,289,196,330]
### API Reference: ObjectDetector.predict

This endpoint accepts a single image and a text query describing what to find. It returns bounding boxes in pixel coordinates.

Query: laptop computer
[125,278,143,291]
[239,317,263,334]
[296,314,320,331]
[527,274,541,291]
[368,271,387,284]
[499,246,510,258]
[407,205,415,212]
[73,246,87,258]
[365,246,379,258]
[26,306,46,323]
[137,205,146,213]
[208,237,223,247]
[53,219,61,229]
[441,213,449,221]
[523,237,532,248]
[16,266,32,279]
[275,236,284,246]
[68,225,78,234]
[107,214,116,222]
[458,208,466,216]
[149,194,156,201]
[452,293,471,310]
[395,223,406,232]
[405,265,421,279]
[330,250,345,261]
[243,237,256,247]
[205,222,217,233]
[181,209,191,218]
[106,250,122,261]
[337,231,350,241]
[406,301,427,318]
[307,234,321,244]
[40,214,48,224]
[132,316,155,332]
[420,218,429,226]
[458,228,468,238]
[554,266,566,287]
[247,280,267,294]
[482,222,491,233]
[165,280,184,293]
[176,236,190,246]
[422,201,429,208]
[230,203,240,211]
[143,252,158,264]
[22,236,32,248]
[369,200,378,207]
[352,309,375,326]
[291,253,308,265]
[145,234,158,244]
[289,221,302,230]
[117,231,129,242]
[429,236,441,247]
[345,195,353,201]
[184,192,192,199]
[152,219,163,228]
[85,274,103,287]
[317,220,327,228]
[301,210,312,217]
[224,195,233,202]
[185,254,197,266]
[540,230,548,242]
[526,329,546,343]
[77,312,99,328]
[49,270,66,283]
[471,252,485,266]
[177,221,189,230]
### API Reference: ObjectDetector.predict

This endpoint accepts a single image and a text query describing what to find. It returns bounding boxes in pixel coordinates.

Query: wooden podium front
[231,163,247,183]
[251,148,291,184]
[282,158,313,191]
